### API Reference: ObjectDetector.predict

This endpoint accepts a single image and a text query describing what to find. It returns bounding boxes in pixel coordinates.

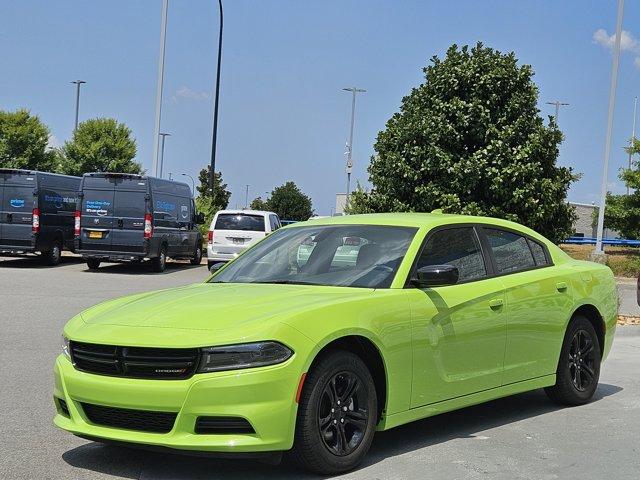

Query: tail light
[32,208,40,233]
[208,230,214,244]
[144,213,153,238]
[74,210,81,236]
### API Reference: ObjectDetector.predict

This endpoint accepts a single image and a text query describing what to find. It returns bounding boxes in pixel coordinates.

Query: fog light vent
[195,416,255,434]
[57,397,70,417]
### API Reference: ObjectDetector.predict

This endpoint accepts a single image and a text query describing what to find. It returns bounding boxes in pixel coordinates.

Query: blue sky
[1,1,640,214]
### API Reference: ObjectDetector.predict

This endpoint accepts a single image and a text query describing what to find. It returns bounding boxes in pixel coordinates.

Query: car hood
[79,282,374,333]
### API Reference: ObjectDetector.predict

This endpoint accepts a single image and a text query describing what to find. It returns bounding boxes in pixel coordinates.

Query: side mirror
[194,212,206,225]
[412,264,459,288]
[209,262,226,274]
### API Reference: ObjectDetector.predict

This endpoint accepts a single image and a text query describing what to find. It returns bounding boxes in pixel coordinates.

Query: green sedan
[53,213,617,474]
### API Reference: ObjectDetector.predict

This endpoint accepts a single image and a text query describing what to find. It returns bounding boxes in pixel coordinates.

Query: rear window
[115,191,146,218]
[214,214,265,232]
[82,190,113,216]
[2,185,34,213]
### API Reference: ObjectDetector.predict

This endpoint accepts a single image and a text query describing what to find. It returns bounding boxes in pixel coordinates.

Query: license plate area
[88,231,104,239]
[231,238,245,245]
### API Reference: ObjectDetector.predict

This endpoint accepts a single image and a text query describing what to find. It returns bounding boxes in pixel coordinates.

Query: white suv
[207,209,281,269]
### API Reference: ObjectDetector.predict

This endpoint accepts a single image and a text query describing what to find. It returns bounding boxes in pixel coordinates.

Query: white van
[207,209,281,269]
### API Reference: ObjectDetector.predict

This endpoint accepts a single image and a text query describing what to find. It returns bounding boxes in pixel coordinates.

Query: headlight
[198,341,293,373]
[61,335,71,360]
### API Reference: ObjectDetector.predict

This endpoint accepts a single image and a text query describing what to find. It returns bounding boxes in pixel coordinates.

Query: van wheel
[544,315,601,406]
[86,259,101,270]
[43,241,62,266]
[190,243,203,265]
[291,350,377,475]
[152,245,167,272]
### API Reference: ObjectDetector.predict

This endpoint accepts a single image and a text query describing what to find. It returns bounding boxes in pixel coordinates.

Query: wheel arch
[305,334,388,422]
[569,303,605,356]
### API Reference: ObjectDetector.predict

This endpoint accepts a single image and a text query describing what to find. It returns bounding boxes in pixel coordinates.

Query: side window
[417,227,487,282]
[528,239,549,266]
[484,229,535,274]
[269,214,279,231]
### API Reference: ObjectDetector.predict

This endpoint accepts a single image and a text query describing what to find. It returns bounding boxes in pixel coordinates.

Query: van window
[154,196,178,221]
[114,191,146,218]
[215,214,265,232]
[2,186,33,213]
[42,190,76,214]
[269,214,280,231]
[82,190,114,216]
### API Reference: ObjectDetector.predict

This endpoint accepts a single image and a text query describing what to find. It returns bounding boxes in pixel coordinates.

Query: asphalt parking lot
[1,255,639,480]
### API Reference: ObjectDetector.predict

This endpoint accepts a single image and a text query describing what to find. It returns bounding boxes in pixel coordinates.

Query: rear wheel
[152,244,167,272]
[42,240,62,266]
[190,242,203,265]
[545,315,601,405]
[291,350,377,475]
[86,258,101,270]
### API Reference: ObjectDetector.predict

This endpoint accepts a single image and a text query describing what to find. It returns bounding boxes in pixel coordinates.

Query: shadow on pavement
[81,261,206,276]
[61,384,622,479]
[0,255,84,268]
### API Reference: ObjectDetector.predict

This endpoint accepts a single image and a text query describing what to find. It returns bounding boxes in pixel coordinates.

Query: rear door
[80,178,115,250]
[0,172,37,248]
[111,181,147,253]
[212,213,267,256]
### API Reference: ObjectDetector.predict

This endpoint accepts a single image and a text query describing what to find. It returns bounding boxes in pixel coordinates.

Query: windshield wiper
[253,280,323,286]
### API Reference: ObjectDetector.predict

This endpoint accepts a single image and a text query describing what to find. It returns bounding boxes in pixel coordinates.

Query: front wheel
[190,243,203,265]
[291,350,377,475]
[545,315,601,405]
[152,245,167,272]
[42,240,62,266]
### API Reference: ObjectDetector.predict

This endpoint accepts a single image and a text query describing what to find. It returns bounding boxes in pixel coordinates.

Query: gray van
[75,173,204,272]
[0,168,80,265]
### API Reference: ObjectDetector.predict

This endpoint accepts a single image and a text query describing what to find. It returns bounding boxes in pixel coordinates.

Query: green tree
[264,181,314,221]
[59,118,141,176]
[349,43,577,243]
[602,138,640,238]
[0,109,58,171]
[250,196,268,210]
[195,166,231,236]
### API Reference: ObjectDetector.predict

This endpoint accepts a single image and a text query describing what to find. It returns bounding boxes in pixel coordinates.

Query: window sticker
[155,200,176,213]
[10,199,25,208]
[180,205,188,219]
[44,194,74,209]
[86,200,111,216]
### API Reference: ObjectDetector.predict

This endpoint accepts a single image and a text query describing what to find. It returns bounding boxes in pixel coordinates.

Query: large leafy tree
[350,43,576,243]
[602,138,640,238]
[195,166,231,235]
[59,118,141,176]
[259,181,314,221]
[0,109,58,171]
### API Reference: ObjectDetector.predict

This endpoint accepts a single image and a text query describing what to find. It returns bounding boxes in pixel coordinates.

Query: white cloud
[593,28,640,69]
[172,86,211,103]
[46,133,61,151]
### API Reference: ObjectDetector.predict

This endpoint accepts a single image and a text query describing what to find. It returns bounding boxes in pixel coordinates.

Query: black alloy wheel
[568,329,597,392]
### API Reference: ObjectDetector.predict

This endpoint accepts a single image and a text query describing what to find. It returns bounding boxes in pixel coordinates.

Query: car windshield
[209,224,417,288]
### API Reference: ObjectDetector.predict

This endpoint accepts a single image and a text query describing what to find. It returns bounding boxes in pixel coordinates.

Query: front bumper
[53,354,302,453]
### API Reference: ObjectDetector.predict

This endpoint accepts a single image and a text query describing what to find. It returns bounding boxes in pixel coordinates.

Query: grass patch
[559,244,640,278]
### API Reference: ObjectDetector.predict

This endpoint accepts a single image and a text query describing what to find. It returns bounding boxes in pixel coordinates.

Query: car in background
[0,168,80,265]
[75,173,204,272]
[207,209,280,269]
[54,213,617,474]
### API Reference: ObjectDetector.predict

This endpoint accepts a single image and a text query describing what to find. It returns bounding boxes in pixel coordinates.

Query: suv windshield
[215,213,265,231]
[209,224,417,288]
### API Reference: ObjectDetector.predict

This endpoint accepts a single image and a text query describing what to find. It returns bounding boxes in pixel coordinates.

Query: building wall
[570,202,619,238]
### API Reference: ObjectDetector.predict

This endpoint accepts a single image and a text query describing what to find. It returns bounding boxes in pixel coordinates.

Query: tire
[42,240,62,266]
[291,350,377,475]
[544,315,601,406]
[190,242,203,265]
[152,244,167,272]
[86,258,101,270]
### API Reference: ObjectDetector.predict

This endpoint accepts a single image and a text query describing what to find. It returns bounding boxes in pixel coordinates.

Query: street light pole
[244,184,250,209]
[71,80,86,133]
[181,173,195,195]
[152,0,169,177]
[158,133,171,179]
[546,100,569,124]
[627,96,638,195]
[209,0,224,189]
[342,87,366,213]
[595,0,625,255]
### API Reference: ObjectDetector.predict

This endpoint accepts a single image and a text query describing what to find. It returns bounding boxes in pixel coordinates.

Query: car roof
[215,209,277,216]
[288,212,546,240]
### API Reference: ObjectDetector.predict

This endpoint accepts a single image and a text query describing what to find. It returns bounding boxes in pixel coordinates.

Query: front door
[408,226,507,407]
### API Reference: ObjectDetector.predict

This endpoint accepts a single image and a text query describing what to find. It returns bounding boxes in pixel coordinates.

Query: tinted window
[210,225,416,288]
[82,190,113,216]
[2,186,34,213]
[114,191,146,218]
[215,214,265,232]
[485,229,535,273]
[418,227,486,282]
[269,214,280,231]
[41,189,76,214]
[528,239,549,266]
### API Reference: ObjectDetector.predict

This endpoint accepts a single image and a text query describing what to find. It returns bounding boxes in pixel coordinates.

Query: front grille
[81,402,177,433]
[70,341,200,380]
[195,416,255,434]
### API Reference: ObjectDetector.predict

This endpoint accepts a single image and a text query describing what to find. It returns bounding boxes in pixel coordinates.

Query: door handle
[556,282,568,292]
[489,298,504,309]
[117,218,124,229]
